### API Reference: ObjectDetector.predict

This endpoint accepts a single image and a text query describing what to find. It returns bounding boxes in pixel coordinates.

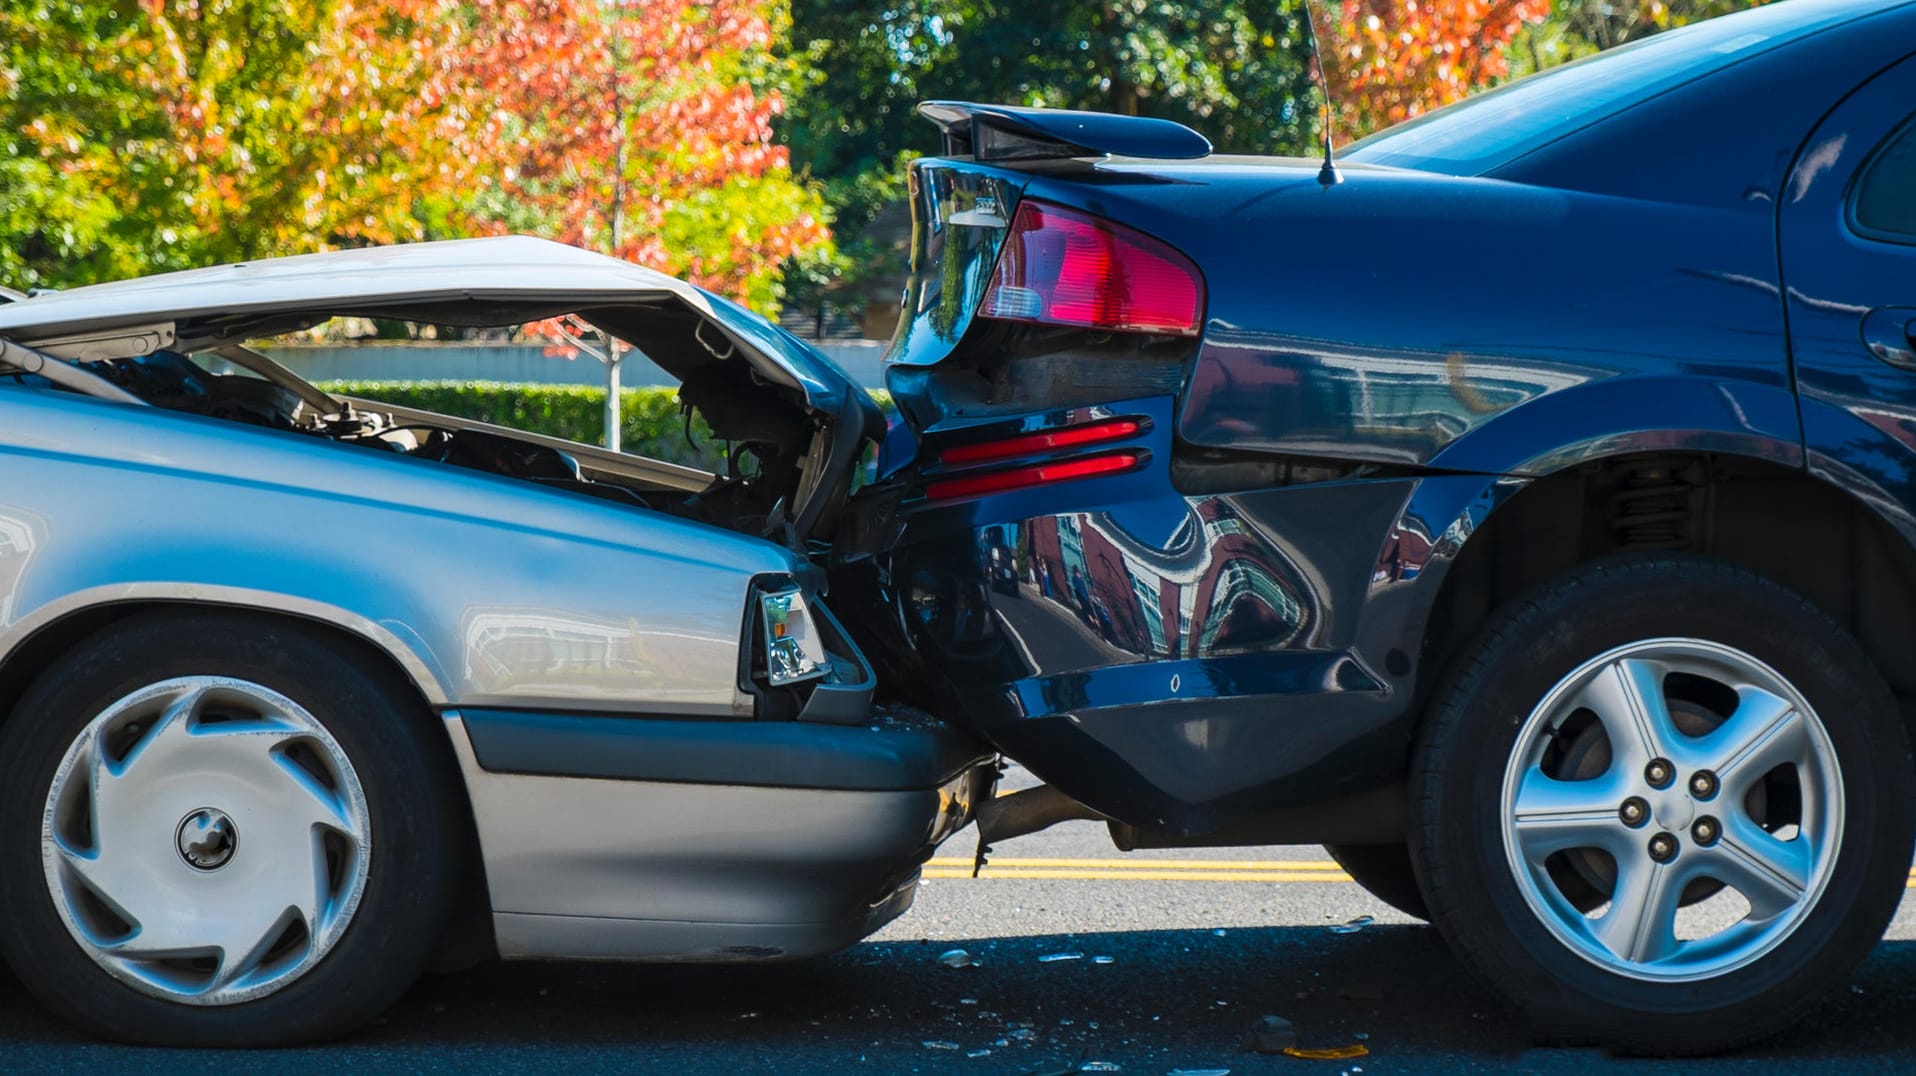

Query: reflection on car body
[4,0,1916,1055]
[829,0,1916,1055]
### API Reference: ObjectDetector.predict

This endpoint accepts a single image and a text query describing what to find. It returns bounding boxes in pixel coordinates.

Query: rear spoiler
[917,101,1211,163]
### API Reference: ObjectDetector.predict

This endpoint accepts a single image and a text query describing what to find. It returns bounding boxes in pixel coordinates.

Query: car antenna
[1297,0,1343,186]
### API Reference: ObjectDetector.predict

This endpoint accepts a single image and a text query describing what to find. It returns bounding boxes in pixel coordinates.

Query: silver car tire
[0,611,460,1046]
[1408,555,1915,1055]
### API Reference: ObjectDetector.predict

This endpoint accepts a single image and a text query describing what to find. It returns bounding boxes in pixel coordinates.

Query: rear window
[1341,2,1875,176]
[1854,117,1916,243]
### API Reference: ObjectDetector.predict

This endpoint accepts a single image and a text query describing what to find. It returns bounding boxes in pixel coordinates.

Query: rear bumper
[838,394,1452,837]
[444,706,993,962]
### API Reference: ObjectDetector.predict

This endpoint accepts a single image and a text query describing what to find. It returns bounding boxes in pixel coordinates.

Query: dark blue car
[839,0,1916,1054]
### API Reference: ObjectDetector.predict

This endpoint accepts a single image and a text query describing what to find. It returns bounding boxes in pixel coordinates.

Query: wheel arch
[0,594,496,964]
[1417,450,1916,729]
[0,586,451,716]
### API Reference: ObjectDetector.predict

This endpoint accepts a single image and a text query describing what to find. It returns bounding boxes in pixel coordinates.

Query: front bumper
[444,704,993,962]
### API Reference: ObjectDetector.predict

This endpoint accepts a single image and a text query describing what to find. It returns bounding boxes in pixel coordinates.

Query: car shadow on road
[1,927,1913,1071]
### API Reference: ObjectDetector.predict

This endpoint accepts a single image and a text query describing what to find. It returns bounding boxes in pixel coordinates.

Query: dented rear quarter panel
[858,10,1916,835]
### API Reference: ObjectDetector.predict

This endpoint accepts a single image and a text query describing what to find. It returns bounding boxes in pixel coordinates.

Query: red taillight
[924,452,1142,502]
[980,201,1203,337]
[938,418,1143,466]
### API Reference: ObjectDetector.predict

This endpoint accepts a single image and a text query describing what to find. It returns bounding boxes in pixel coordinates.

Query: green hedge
[319,381,892,473]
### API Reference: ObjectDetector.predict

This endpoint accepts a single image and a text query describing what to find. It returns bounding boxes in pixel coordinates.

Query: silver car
[0,237,992,1046]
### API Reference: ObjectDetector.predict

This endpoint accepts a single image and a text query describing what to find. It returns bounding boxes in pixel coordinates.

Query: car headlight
[758,585,830,687]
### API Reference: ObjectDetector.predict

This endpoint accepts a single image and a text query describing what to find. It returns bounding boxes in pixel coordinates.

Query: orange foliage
[1321,0,1554,137]
[19,1,826,310]
[444,0,830,305]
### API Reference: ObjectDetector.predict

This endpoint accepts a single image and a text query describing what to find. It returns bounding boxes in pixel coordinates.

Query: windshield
[1341,0,1882,176]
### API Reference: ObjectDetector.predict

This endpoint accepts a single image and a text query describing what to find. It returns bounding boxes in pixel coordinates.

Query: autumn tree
[0,0,464,290]
[447,0,830,313]
[1,0,830,315]
[1318,0,1553,137]
[0,3,136,290]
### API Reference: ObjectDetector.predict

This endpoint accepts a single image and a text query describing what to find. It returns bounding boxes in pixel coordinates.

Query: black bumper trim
[460,706,992,792]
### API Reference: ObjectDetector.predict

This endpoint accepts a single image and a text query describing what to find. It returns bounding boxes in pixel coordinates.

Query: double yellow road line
[924,857,1354,883]
[926,858,1916,888]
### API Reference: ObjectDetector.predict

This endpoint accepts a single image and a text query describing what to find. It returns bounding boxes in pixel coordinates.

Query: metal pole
[604,342,622,454]
[604,5,627,456]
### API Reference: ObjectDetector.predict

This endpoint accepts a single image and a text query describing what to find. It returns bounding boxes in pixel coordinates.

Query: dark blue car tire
[0,610,461,1046]
[1409,554,1915,1055]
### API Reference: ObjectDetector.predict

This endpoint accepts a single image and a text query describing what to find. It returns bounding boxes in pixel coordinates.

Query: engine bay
[74,344,817,543]
[1,266,885,556]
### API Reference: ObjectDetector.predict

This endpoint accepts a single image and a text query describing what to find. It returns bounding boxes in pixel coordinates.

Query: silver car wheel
[40,676,372,1005]
[1500,638,1843,983]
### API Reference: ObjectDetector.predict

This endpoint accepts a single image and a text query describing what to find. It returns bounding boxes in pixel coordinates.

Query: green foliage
[1,1,154,289]
[1,0,459,290]
[787,2,1316,170]
[1,1,829,316]
[782,1,1319,305]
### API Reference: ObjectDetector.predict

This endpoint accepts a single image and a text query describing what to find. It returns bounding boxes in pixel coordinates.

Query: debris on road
[1282,1044,1370,1061]
[1168,1069,1232,1075]
[1241,1014,1297,1054]
[1328,915,1374,935]
[1039,951,1085,963]
[939,948,978,968]
[923,1040,961,1050]
[1093,955,1116,964]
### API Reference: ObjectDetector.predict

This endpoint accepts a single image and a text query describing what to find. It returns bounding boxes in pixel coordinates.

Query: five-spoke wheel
[1500,639,1841,981]
[1410,556,1915,1055]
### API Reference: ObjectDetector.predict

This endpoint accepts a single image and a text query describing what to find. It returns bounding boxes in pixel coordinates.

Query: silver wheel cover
[1500,638,1844,983]
[41,677,371,1005]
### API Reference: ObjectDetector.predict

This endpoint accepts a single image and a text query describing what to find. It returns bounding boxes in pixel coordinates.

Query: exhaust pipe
[966,783,1106,875]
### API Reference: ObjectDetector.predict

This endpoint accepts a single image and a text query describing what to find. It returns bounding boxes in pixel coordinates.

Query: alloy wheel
[1499,638,1843,982]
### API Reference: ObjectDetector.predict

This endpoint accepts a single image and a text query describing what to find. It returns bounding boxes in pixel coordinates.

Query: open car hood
[0,236,884,540]
[0,235,872,423]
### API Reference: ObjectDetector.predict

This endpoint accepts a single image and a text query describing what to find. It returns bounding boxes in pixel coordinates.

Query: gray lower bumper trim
[493,878,917,963]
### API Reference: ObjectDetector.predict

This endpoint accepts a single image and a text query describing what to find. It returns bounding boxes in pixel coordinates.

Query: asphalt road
[4,769,1915,1073]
